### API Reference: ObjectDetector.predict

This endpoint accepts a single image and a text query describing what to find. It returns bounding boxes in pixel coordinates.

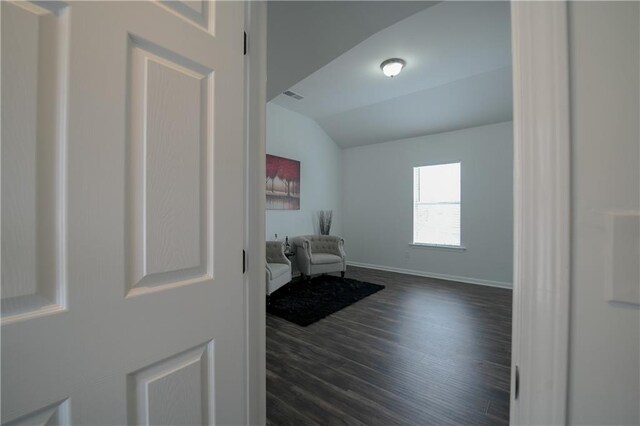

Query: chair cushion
[267,263,290,279]
[310,253,343,265]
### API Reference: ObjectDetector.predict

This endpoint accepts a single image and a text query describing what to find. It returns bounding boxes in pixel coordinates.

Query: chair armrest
[292,236,312,258]
[266,241,290,266]
[316,235,346,258]
[335,237,346,259]
[265,263,273,279]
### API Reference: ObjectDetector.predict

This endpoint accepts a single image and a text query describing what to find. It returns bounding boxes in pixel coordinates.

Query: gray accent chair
[266,241,291,295]
[292,235,347,280]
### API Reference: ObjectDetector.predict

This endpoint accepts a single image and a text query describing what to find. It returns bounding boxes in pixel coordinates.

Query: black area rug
[267,275,385,326]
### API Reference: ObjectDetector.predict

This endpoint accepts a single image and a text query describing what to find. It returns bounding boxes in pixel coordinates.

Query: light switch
[605,211,640,305]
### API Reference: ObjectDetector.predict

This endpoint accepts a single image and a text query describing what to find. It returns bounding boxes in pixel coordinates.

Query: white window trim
[409,243,467,251]
[412,162,462,248]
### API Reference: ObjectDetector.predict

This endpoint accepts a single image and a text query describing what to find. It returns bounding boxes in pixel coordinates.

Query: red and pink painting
[266,154,300,210]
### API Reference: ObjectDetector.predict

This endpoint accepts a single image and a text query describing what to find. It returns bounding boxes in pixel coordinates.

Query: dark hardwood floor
[266,266,512,425]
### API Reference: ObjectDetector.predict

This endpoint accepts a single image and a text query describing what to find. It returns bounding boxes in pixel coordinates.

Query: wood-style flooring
[266,266,512,425]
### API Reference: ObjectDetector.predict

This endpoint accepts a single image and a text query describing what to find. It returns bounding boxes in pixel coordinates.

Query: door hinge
[242,249,246,274]
[514,365,520,400]
[244,31,247,55]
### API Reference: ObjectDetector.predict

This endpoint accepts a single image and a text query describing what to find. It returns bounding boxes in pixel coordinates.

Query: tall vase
[319,210,333,235]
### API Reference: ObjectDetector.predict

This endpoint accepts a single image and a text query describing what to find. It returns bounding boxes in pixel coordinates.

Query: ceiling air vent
[283,90,304,101]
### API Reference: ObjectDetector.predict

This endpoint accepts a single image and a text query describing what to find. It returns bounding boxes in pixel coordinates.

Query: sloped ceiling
[270,1,513,148]
[267,1,439,101]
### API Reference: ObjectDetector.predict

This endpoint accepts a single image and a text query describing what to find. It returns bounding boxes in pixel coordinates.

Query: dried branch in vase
[319,210,333,235]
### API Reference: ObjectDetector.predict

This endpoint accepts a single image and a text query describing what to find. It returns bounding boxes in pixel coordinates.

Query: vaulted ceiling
[267,1,439,101]
[269,1,513,148]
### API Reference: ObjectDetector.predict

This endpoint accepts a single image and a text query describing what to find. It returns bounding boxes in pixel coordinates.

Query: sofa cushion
[310,253,343,265]
[267,263,290,279]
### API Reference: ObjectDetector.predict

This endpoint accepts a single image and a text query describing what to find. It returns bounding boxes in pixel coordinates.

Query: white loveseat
[292,235,346,280]
[266,241,291,295]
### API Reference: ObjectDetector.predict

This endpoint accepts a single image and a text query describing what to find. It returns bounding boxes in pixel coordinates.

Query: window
[413,162,461,247]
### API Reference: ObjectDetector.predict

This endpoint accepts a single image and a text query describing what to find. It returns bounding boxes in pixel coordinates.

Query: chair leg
[341,271,345,278]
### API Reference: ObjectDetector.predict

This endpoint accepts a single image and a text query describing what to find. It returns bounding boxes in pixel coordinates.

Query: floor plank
[267,266,512,425]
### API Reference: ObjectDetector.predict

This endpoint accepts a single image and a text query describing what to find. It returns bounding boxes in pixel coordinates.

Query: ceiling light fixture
[380,58,406,78]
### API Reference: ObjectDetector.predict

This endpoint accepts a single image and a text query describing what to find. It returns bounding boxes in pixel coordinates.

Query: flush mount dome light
[380,58,406,78]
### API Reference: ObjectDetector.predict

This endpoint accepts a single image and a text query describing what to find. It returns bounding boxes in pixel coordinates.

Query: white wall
[568,3,640,425]
[342,121,513,287]
[266,103,342,240]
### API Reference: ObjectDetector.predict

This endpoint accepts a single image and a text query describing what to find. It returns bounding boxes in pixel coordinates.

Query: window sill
[409,243,466,251]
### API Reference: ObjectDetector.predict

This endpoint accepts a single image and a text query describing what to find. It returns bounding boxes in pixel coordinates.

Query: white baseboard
[346,261,513,289]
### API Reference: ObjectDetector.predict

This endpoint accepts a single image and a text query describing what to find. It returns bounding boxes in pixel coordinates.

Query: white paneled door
[1,1,247,424]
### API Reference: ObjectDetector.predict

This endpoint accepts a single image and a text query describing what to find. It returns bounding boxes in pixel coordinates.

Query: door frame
[510,1,571,424]
[244,1,572,425]
[244,2,267,425]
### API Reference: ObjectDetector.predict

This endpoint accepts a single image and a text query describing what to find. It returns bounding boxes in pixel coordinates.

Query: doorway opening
[261,2,514,424]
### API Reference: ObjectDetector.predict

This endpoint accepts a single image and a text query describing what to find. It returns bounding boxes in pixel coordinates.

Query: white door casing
[1,1,247,424]
[510,1,571,425]
[243,1,268,424]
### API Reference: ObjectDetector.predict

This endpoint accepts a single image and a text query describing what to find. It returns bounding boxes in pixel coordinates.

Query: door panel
[4,400,70,426]
[1,1,246,424]
[158,0,214,33]
[127,38,213,296]
[127,342,214,425]
[1,1,68,323]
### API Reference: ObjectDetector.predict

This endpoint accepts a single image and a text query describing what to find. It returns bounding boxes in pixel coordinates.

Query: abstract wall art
[266,154,300,210]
